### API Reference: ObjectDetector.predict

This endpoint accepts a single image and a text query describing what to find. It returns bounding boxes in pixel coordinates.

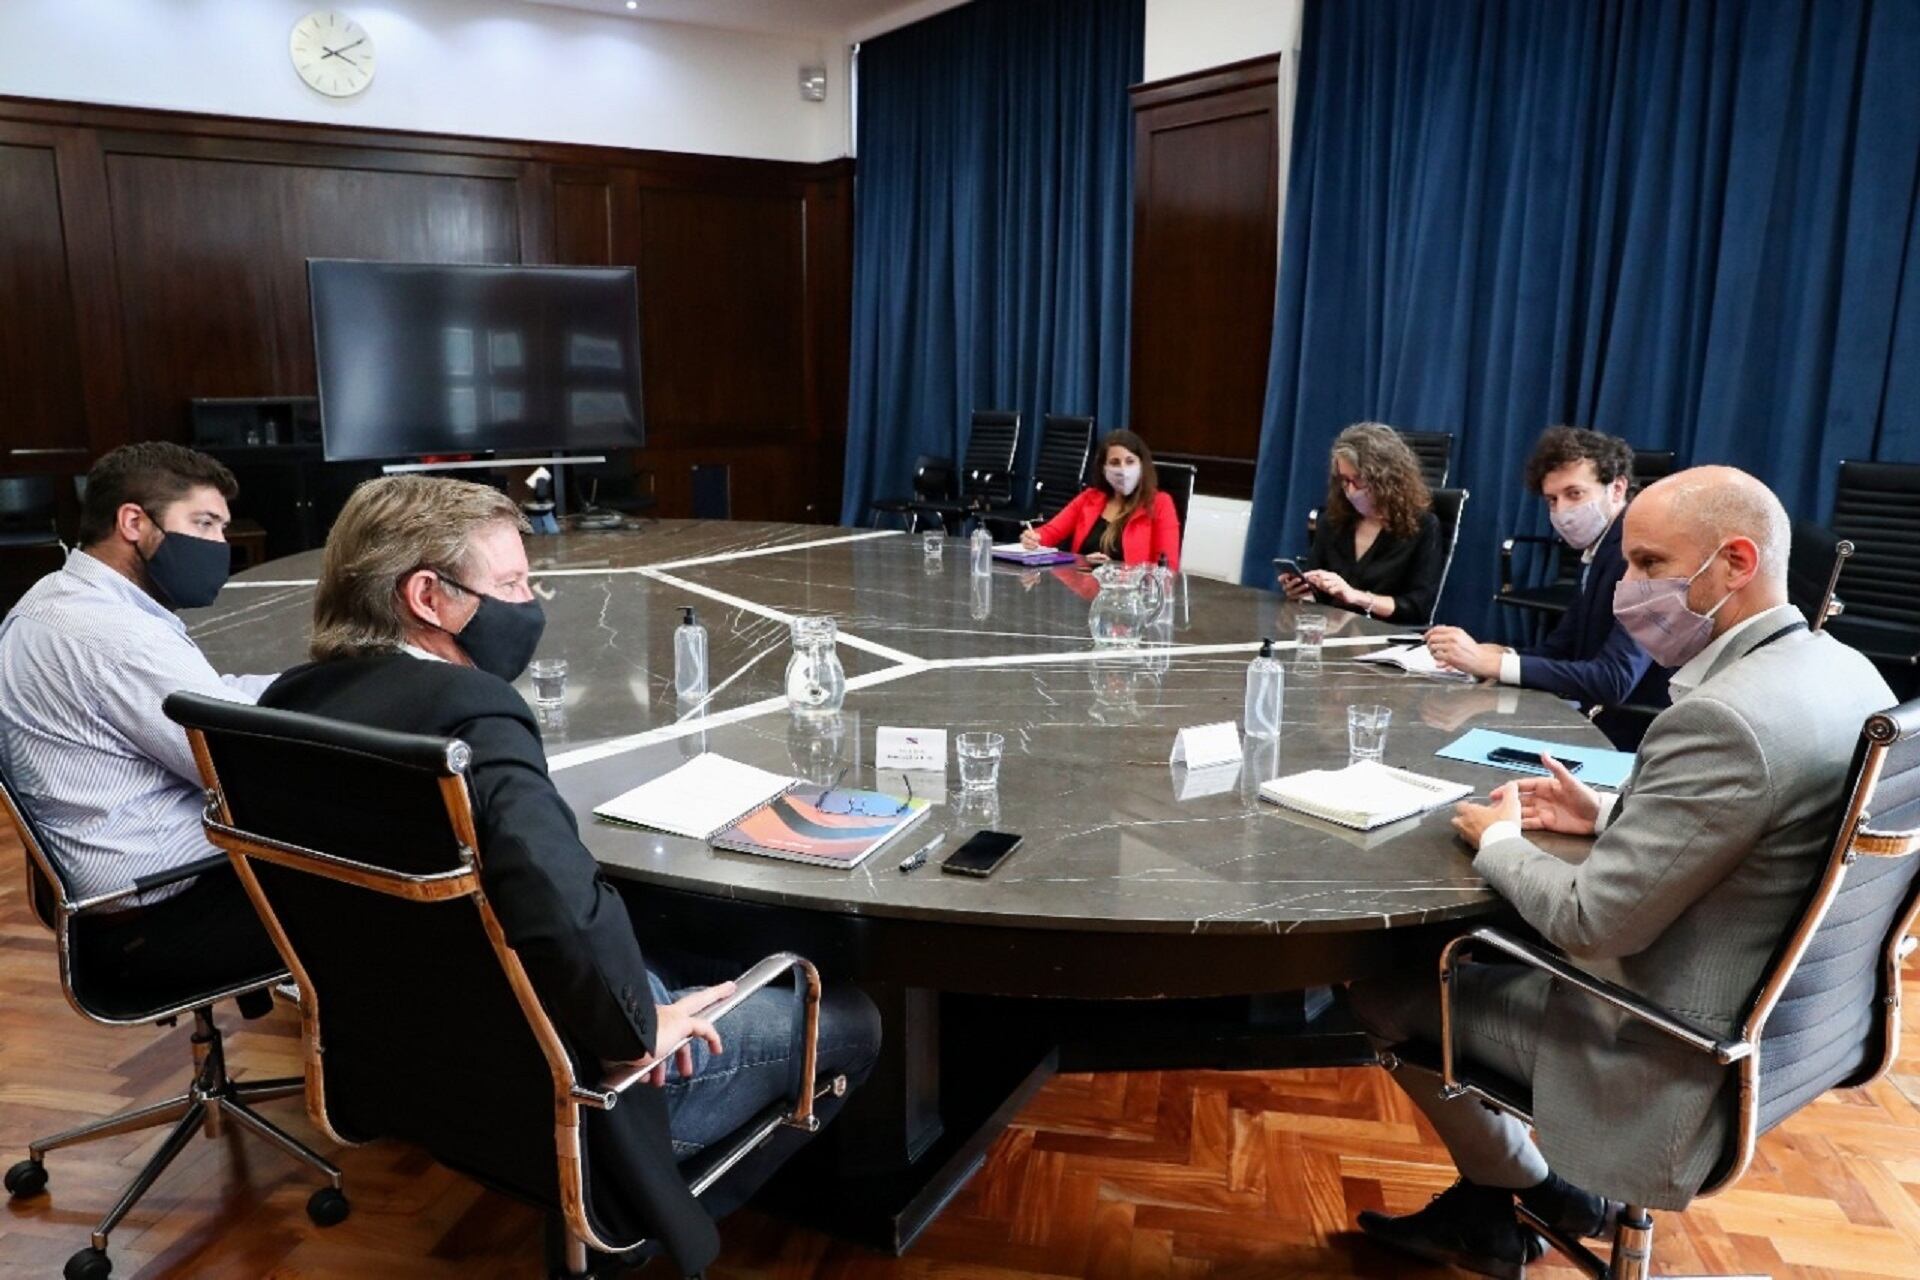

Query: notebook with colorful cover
[711,785,933,868]
[991,542,1079,566]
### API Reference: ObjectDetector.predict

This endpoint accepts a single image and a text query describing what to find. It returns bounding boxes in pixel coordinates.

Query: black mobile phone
[1273,557,1306,581]
[1487,746,1583,774]
[941,829,1023,877]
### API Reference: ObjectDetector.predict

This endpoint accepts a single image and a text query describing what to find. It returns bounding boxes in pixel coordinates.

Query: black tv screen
[309,260,645,462]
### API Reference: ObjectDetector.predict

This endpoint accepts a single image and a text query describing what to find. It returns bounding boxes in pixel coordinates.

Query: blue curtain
[1240,0,1920,631]
[839,0,1143,524]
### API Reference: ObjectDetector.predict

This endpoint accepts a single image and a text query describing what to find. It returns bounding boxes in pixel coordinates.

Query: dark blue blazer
[1517,510,1670,732]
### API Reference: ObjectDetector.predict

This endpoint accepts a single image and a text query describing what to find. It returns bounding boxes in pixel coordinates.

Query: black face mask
[440,576,546,682]
[139,527,232,609]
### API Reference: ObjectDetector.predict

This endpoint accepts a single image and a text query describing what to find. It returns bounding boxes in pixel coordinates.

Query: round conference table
[185,519,1604,1249]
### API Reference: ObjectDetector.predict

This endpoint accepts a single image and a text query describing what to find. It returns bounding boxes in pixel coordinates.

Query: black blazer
[1305,510,1444,625]
[262,654,721,1273]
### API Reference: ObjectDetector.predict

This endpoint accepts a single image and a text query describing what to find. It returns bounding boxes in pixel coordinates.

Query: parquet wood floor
[5,816,1919,1278]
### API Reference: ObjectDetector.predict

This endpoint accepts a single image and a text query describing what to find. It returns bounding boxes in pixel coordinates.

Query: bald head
[1622,466,1791,635]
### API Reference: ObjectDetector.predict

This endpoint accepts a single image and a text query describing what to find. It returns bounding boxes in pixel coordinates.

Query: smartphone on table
[1487,746,1583,774]
[941,830,1023,878]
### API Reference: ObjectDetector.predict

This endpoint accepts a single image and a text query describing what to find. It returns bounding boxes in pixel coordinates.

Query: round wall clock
[290,11,376,98]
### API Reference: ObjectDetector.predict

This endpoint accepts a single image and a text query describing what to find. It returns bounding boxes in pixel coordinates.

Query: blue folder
[1436,728,1635,790]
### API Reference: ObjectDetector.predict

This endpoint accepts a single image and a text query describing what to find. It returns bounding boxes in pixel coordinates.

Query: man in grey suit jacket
[1350,467,1893,1279]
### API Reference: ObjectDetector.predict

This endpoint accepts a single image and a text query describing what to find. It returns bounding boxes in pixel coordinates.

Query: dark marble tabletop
[186,520,1606,936]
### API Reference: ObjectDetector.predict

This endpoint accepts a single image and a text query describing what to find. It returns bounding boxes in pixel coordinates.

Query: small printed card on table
[877,727,948,771]
[1170,721,1242,770]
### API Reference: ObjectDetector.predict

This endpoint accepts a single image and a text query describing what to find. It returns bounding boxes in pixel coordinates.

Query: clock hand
[320,37,367,60]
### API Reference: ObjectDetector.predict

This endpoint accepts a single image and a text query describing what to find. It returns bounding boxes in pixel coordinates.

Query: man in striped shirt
[0,443,282,1009]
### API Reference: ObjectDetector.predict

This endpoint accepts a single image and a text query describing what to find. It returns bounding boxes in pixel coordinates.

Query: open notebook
[1260,760,1472,831]
[991,543,1078,566]
[593,752,798,840]
[1354,643,1476,682]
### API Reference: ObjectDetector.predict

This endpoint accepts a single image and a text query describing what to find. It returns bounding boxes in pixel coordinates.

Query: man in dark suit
[261,475,879,1276]
[1426,426,1669,746]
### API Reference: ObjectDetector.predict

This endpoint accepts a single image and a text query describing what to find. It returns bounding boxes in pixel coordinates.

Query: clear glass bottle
[673,606,708,701]
[970,525,993,577]
[1244,637,1285,739]
[784,615,847,716]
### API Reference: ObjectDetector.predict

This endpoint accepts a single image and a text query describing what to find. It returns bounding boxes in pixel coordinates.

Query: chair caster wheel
[64,1247,112,1280]
[4,1158,48,1198]
[306,1186,350,1227]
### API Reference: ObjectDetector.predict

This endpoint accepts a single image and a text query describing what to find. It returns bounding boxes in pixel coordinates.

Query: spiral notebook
[713,786,933,868]
[593,753,798,840]
[1259,760,1472,831]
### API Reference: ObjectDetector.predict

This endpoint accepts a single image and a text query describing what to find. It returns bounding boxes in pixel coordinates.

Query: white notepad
[1355,643,1476,681]
[1260,760,1473,831]
[593,753,799,840]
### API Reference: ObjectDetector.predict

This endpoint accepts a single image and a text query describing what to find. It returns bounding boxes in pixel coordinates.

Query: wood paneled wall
[0,97,852,523]
[1128,58,1281,499]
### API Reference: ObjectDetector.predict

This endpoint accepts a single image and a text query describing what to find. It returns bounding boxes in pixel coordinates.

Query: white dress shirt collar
[67,548,183,634]
[1666,603,1801,701]
[400,642,450,663]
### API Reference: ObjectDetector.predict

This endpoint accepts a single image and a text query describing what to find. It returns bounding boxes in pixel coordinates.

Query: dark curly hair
[1524,426,1635,494]
[1324,423,1430,539]
[77,443,238,547]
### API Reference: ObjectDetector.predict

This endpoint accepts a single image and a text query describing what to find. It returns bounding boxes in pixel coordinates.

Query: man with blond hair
[263,475,879,1275]
[1349,467,1892,1278]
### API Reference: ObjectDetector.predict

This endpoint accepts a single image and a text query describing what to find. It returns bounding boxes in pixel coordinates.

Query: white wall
[1142,0,1300,83]
[0,0,849,163]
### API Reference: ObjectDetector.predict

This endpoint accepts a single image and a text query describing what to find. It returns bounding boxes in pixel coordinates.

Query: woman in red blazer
[1020,430,1182,571]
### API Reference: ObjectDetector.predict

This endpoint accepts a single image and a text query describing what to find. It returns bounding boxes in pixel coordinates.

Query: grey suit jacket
[1474,605,1893,1207]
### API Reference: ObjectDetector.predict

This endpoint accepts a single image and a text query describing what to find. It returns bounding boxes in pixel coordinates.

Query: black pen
[898,833,942,873]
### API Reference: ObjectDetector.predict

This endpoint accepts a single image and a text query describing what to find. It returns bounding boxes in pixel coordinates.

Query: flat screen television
[308,260,645,462]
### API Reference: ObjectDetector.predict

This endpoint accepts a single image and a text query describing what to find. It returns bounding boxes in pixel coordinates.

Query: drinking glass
[956,731,1005,792]
[1347,703,1391,763]
[528,657,568,707]
[921,530,945,561]
[1294,612,1328,656]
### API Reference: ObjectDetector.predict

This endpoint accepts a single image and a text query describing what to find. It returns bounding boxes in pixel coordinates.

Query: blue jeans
[647,958,881,1158]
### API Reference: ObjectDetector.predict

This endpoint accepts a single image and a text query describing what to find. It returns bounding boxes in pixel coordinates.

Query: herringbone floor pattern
[5,817,1919,1278]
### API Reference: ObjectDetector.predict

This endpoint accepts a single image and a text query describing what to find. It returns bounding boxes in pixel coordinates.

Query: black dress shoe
[1517,1171,1623,1241]
[1357,1180,1547,1280]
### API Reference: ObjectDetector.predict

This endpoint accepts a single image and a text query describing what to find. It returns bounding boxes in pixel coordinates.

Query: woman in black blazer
[1280,422,1444,624]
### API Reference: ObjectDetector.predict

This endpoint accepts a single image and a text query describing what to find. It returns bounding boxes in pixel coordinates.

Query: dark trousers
[76,866,285,1019]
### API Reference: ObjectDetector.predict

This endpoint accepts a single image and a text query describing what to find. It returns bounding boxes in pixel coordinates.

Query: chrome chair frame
[184,727,841,1278]
[1,775,341,1276]
[1424,707,1920,1280]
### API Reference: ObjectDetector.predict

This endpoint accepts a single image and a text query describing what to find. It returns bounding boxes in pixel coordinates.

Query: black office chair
[571,455,657,522]
[1396,430,1454,489]
[1,767,343,1280]
[908,410,1022,533]
[979,414,1094,540]
[868,454,956,530]
[1422,487,1469,627]
[690,464,731,520]
[1156,461,1198,548]
[1387,696,1920,1279]
[1495,446,1679,644]
[1824,460,1920,693]
[1787,519,1853,633]
[161,692,844,1280]
[0,475,64,549]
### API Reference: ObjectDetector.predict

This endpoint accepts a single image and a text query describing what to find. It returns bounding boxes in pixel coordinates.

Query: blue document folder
[1436,728,1635,790]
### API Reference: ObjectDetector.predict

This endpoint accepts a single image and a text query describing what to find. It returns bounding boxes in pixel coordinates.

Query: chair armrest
[575,951,823,1113]
[1499,534,1561,594]
[1439,928,1751,1090]
[71,851,232,915]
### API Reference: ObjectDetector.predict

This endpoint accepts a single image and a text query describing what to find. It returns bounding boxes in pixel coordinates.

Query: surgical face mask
[1105,463,1141,496]
[438,575,546,682]
[1346,485,1377,520]
[1611,543,1735,669]
[1550,495,1613,550]
[138,518,231,609]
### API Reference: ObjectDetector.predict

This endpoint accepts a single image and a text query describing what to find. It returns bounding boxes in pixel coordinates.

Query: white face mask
[1105,463,1141,496]
[1550,495,1614,550]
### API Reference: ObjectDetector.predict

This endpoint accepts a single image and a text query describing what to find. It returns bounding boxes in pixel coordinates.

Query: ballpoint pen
[898,833,942,873]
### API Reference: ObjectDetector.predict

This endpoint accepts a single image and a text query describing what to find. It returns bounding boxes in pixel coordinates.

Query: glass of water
[1347,703,1391,763]
[956,731,1005,792]
[922,530,945,561]
[1295,611,1328,656]
[529,657,568,707]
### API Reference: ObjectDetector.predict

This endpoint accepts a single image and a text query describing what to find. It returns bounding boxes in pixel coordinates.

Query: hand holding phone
[941,830,1023,877]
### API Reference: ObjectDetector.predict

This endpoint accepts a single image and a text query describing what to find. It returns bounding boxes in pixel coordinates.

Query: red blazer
[1033,488,1182,571]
